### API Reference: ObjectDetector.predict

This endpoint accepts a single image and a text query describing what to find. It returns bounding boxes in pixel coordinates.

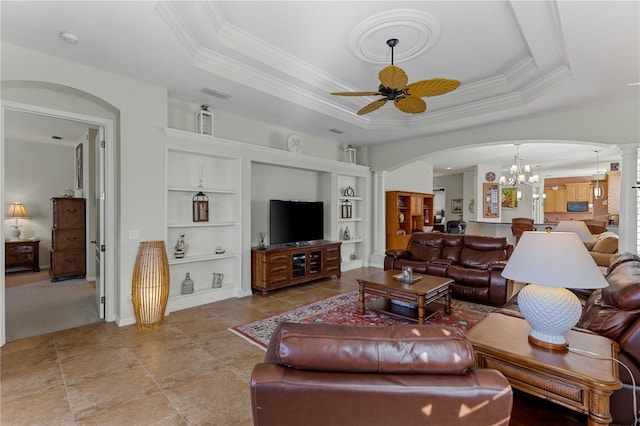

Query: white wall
[4,139,73,266]
[251,163,327,246]
[168,98,343,162]
[385,161,434,193]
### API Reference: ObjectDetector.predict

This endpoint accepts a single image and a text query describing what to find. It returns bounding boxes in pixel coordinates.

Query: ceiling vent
[199,88,231,100]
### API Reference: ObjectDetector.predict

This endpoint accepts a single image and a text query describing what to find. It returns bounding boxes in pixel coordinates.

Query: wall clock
[287,134,302,153]
[485,171,496,182]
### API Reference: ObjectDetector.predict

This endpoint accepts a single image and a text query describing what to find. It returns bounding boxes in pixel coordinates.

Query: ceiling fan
[331,39,461,115]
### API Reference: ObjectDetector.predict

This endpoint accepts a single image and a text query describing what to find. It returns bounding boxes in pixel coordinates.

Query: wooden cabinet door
[565,183,590,201]
[555,189,567,212]
[410,196,423,216]
[544,189,554,212]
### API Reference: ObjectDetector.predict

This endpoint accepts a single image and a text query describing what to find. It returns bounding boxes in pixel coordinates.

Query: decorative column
[618,143,639,254]
[132,241,170,330]
[369,171,387,268]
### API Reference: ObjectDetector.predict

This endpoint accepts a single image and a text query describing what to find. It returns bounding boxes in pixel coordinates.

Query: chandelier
[593,150,603,199]
[531,166,547,204]
[499,144,539,200]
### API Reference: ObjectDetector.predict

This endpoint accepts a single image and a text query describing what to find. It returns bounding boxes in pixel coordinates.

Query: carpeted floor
[5,277,100,342]
[230,290,495,350]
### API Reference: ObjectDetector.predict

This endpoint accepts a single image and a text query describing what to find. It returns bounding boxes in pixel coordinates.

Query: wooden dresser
[50,197,86,281]
[5,239,40,272]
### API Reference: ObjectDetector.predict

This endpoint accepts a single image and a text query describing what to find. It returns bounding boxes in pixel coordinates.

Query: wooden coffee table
[467,313,622,426]
[357,269,452,324]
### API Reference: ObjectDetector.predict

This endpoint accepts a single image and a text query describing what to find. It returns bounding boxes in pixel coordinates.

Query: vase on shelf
[343,226,351,241]
[181,273,194,295]
[212,272,224,288]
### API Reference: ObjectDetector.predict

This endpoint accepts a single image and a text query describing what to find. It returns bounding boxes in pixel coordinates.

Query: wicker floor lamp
[132,241,170,331]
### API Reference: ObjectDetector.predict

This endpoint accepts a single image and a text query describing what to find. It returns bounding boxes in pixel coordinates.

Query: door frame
[0,100,116,346]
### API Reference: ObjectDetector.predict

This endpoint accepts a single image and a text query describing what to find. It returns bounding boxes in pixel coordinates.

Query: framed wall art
[502,187,518,209]
[451,198,463,214]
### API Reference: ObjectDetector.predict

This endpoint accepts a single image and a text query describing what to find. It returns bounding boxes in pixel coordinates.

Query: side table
[5,239,41,272]
[467,313,621,426]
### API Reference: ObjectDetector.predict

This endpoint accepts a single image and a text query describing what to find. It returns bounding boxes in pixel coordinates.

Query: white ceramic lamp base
[10,225,21,240]
[518,284,583,351]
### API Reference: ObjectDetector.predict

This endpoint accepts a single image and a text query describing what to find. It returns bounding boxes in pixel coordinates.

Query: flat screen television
[269,200,324,245]
[567,201,589,212]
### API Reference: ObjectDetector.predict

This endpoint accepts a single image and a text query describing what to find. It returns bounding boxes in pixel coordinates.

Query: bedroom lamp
[554,220,595,243]
[6,202,28,240]
[501,231,608,351]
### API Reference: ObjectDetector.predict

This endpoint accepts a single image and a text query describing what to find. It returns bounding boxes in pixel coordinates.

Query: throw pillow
[592,236,618,254]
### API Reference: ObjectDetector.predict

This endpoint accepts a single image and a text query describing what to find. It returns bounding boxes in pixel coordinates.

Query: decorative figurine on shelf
[343,186,355,197]
[174,233,189,259]
[258,232,267,250]
[181,273,194,294]
[343,226,351,241]
[212,272,224,288]
[398,212,405,222]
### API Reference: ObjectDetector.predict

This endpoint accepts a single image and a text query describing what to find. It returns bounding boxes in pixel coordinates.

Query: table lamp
[501,231,608,351]
[6,202,28,240]
[554,220,595,243]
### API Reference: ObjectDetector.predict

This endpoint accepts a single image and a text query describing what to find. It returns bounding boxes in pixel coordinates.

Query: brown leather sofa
[384,232,513,305]
[502,252,640,425]
[250,322,513,426]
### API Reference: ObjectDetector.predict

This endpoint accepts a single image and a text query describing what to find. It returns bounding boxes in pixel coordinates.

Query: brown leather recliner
[250,322,513,426]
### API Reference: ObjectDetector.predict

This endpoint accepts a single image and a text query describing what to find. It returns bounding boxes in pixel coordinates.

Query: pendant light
[593,150,603,200]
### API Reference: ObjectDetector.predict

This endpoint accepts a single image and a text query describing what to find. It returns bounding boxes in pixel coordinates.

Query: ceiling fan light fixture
[331,38,460,116]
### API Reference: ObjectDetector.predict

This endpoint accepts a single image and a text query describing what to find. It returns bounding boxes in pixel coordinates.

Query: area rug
[230,290,495,350]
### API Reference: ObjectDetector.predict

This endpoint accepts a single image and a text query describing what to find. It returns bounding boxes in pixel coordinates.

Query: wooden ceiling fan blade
[406,79,461,97]
[358,99,387,115]
[395,96,426,114]
[331,91,382,96]
[379,65,408,90]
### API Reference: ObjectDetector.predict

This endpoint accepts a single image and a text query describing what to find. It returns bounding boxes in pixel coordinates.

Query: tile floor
[1,268,364,425]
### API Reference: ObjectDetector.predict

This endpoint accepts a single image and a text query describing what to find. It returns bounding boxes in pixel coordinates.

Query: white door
[94,127,105,319]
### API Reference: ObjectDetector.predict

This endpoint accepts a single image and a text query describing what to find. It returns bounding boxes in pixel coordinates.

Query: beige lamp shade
[6,202,28,218]
[131,241,170,331]
[555,220,595,243]
[6,202,28,239]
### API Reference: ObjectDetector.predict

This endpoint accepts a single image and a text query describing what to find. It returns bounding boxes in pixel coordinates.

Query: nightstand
[5,239,41,272]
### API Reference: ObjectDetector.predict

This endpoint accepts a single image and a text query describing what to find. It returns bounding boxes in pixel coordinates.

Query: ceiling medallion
[348,10,440,65]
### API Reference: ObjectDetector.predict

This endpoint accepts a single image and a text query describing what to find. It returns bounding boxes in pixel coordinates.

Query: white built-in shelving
[165,146,241,313]
[337,174,368,271]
